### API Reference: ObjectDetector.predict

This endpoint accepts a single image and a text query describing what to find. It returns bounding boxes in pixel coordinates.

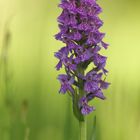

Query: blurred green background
[0,0,140,140]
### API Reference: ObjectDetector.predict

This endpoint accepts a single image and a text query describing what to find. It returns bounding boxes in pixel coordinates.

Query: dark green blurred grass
[0,0,140,140]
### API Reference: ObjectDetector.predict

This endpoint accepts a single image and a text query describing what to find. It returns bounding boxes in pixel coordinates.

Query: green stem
[79,118,87,140]
[78,65,87,140]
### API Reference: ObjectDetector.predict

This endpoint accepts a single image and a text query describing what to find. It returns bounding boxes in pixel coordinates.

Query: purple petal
[101,41,109,49]
[81,105,95,115]
[100,80,110,89]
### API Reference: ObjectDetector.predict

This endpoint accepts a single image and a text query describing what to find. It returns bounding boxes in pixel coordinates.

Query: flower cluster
[55,0,110,118]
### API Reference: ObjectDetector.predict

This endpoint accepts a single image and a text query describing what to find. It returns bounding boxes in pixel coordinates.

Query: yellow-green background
[0,0,140,140]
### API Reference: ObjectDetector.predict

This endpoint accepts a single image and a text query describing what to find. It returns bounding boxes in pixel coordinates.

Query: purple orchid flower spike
[55,0,110,139]
[55,0,110,117]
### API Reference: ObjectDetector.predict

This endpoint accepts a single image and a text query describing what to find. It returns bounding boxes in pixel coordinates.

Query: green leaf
[91,116,96,140]
[90,116,96,140]
[72,88,84,121]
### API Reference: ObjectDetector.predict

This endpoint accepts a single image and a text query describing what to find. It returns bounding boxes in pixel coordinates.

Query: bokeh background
[0,0,140,140]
